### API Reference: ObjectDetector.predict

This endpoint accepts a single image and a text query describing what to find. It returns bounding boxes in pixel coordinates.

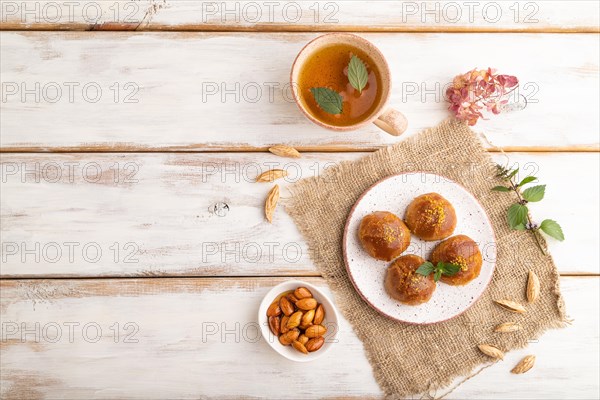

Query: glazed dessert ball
[404,193,457,241]
[385,255,436,305]
[358,211,411,261]
[431,235,482,286]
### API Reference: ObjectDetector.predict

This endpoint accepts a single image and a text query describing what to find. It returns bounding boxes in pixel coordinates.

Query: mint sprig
[494,164,564,255]
[348,55,368,93]
[416,261,461,282]
[310,87,343,115]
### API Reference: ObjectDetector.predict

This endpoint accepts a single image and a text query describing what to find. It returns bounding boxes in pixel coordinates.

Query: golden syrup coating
[385,255,436,305]
[358,211,411,261]
[431,235,483,286]
[405,193,457,241]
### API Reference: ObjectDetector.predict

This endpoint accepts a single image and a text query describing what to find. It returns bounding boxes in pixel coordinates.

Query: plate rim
[342,172,497,325]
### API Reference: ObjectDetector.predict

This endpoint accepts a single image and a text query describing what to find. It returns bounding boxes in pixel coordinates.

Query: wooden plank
[0,276,597,399]
[1,152,597,278]
[0,32,598,152]
[1,1,598,32]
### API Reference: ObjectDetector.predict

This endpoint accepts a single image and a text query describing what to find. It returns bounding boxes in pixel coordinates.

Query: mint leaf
[522,185,546,202]
[514,223,526,231]
[540,219,565,241]
[416,262,435,276]
[310,87,343,115]
[348,55,369,93]
[508,168,519,179]
[418,261,461,282]
[518,176,538,187]
[440,262,461,276]
[492,186,510,192]
[507,204,528,229]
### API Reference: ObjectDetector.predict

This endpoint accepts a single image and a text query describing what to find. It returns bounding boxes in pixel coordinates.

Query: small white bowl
[258,280,339,362]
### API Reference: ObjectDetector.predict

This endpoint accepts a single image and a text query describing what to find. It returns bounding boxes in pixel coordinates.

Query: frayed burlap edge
[285,118,567,398]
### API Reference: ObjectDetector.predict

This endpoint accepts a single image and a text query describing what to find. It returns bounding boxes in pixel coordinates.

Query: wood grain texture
[1,1,598,32]
[0,276,598,399]
[1,32,598,151]
[1,152,597,278]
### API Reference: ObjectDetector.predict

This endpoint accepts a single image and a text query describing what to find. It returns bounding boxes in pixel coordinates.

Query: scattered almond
[527,270,540,303]
[269,144,301,158]
[511,355,535,374]
[494,299,526,313]
[478,344,505,360]
[264,185,280,223]
[256,169,288,183]
[495,322,521,333]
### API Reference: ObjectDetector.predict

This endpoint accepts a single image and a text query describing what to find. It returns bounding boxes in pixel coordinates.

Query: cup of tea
[291,33,407,136]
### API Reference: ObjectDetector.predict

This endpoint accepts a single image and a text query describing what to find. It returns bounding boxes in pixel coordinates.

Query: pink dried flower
[446,68,519,126]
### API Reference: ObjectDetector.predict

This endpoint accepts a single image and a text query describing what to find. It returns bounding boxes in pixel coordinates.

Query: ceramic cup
[291,33,407,136]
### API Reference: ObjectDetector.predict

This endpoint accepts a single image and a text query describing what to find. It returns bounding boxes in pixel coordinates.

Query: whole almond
[294,287,312,299]
[287,293,299,303]
[296,298,317,311]
[269,145,301,159]
[495,322,521,333]
[298,334,309,345]
[527,270,540,303]
[279,329,300,346]
[266,302,281,317]
[301,309,315,327]
[280,315,290,334]
[264,185,280,224]
[279,297,294,316]
[305,336,325,352]
[268,316,280,336]
[494,299,526,313]
[256,169,288,183]
[511,355,535,374]
[478,344,504,360]
[313,304,325,325]
[292,340,309,354]
[287,311,303,329]
[305,324,327,338]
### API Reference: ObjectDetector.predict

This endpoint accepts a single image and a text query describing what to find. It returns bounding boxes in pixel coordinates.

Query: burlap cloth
[285,118,567,398]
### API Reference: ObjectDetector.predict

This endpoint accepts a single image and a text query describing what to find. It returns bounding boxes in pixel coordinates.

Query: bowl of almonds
[258,280,339,362]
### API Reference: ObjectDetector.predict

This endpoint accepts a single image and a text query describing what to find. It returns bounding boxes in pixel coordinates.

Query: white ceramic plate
[258,280,339,362]
[343,173,496,324]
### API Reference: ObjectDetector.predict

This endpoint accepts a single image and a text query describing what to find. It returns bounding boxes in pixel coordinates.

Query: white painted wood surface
[0,276,598,399]
[1,3,599,399]
[1,32,598,151]
[1,1,598,32]
[1,152,597,277]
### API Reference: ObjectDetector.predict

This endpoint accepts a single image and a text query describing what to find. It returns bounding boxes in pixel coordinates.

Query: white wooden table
[1,1,599,398]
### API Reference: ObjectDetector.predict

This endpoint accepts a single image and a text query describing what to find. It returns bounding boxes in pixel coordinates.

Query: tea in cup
[291,33,407,136]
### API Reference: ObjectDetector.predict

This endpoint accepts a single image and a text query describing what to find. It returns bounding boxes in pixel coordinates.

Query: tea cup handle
[373,108,408,136]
